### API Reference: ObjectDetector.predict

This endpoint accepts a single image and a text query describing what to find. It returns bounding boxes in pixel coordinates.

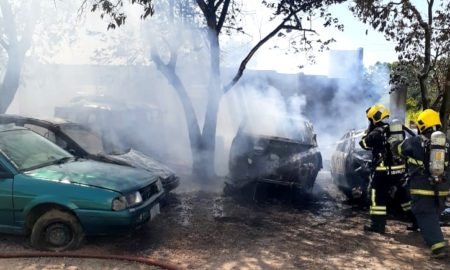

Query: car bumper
[162,175,180,193]
[75,189,164,235]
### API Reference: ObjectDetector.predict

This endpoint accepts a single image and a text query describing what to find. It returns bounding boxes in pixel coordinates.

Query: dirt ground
[1,171,450,270]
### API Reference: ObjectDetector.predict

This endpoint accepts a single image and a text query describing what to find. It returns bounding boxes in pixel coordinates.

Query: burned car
[0,125,163,251]
[0,114,179,193]
[330,129,371,202]
[54,95,163,158]
[225,116,322,201]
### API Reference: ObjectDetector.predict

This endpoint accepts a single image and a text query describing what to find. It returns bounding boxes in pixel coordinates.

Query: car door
[0,163,14,227]
[331,133,350,177]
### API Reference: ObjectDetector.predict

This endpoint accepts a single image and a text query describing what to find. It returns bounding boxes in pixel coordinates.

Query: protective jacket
[394,131,450,254]
[396,133,450,197]
[360,122,405,173]
[359,121,410,233]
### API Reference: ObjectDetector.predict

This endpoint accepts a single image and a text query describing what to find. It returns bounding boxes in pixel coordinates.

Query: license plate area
[150,203,160,220]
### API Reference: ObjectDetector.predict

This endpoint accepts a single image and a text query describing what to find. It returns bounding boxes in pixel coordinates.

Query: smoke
[3,0,389,191]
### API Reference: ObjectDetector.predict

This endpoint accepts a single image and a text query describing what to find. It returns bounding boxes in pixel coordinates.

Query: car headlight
[112,196,127,211]
[125,191,143,207]
[112,191,143,211]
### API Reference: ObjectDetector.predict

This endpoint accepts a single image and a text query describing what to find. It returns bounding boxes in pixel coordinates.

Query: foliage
[350,0,450,109]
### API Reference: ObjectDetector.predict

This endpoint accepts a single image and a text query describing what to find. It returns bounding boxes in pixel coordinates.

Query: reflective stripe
[375,164,406,171]
[397,142,404,156]
[407,158,423,166]
[370,189,386,215]
[410,189,449,196]
[402,206,411,211]
[401,202,411,207]
[370,206,386,210]
[370,210,387,215]
[431,241,447,251]
[371,189,376,206]
[361,138,368,149]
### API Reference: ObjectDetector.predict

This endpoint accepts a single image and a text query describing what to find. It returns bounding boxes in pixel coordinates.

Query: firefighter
[359,104,414,234]
[391,109,450,258]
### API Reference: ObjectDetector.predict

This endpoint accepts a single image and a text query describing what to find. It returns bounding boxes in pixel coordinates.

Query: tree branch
[216,0,230,33]
[196,0,207,16]
[223,12,297,93]
[0,0,18,46]
[282,25,317,33]
[214,0,225,11]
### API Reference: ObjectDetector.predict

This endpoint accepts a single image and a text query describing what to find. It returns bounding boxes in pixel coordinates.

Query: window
[24,124,56,143]
[0,130,71,171]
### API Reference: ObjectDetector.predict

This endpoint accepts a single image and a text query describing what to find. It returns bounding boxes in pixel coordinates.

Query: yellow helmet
[416,109,441,132]
[366,104,390,124]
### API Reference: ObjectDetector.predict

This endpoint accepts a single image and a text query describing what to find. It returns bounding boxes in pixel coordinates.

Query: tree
[86,0,345,178]
[0,0,81,113]
[0,0,39,113]
[350,0,450,121]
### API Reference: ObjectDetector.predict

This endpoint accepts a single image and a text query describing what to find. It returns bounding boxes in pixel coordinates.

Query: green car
[0,126,164,251]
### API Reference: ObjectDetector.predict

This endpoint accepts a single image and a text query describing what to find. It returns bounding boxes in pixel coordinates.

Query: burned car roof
[239,115,318,146]
[59,95,159,112]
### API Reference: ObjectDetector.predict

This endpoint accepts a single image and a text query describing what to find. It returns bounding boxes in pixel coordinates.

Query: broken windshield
[61,126,105,155]
[0,129,72,171]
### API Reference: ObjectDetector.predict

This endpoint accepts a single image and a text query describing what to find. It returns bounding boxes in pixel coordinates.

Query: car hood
[105,149,175,179]
[25,159,158,194]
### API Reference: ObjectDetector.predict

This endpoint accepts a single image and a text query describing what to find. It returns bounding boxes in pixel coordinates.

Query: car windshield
[242,116,315,144]
[0,129,72,171]
[61,126,105,155]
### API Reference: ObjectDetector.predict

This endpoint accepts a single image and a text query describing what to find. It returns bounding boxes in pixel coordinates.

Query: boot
[364,215,386,234]
[406,213,419,232]
[431,246,448,259]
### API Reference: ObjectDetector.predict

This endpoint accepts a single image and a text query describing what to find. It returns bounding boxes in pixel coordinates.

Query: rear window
[61,126,105,155]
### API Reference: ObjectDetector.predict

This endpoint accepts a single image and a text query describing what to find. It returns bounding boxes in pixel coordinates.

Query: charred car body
[54,95,164,159]
[0,114,179,194]
[225,116,322,201]
[330,129,372,202]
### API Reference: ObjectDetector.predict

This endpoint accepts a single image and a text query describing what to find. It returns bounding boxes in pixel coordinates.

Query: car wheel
[30,209,85,251]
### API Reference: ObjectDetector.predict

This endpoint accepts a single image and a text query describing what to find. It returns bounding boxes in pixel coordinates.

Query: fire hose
[0,252,184,270]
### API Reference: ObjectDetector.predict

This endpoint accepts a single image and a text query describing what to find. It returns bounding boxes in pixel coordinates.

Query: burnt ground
[1,171,450,269]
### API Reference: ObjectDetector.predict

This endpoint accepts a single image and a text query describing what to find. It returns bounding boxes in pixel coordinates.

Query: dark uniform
[360,122,411,232]
[395,132,450,256]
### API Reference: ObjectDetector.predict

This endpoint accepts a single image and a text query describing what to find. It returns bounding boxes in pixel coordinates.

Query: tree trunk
[440,63,450,135]
[0,0,39,113]
[0,48,23,113]
[195,29,221,179]
[418,74,430,109]
[151,50,203,170]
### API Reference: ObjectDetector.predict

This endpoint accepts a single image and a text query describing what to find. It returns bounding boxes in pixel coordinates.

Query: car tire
[30,209,85,251]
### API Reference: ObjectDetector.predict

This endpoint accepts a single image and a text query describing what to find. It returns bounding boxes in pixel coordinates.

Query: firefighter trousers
[369,171,411,228]
[411,195,447,252]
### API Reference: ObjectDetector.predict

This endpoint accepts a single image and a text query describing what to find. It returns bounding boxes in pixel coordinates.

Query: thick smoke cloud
[5,0,388,182]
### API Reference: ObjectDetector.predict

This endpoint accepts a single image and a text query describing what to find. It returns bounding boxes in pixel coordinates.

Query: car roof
[0,114,75,127]
[0,124,27,132]
[59,95,159,112]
